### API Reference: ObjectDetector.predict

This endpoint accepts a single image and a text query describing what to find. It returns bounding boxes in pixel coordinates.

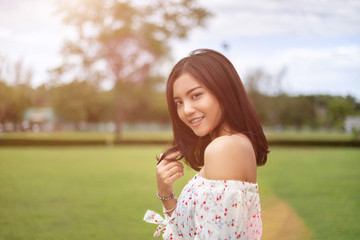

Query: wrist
[163,198,178,213]
[157,188,173,197]
[156,191,175,201]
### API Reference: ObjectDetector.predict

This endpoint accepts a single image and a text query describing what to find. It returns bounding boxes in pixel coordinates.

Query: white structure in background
[23,108,56,132]
[344,116,360,133]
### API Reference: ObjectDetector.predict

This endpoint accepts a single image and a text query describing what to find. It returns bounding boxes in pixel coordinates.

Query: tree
[52,80,114,127]
[327,96,355,129]
[0,56,34,125]
[244,67,287,96]
[0,81,15,124]
[244,68,287,126]
[54,0,211,139]
[279,95,315,129]
[33,84,52,108]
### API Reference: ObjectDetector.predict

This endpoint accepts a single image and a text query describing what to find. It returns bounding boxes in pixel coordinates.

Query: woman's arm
[156,151,184,216]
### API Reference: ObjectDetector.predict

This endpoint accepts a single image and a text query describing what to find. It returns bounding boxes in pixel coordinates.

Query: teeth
[191,117,203,124]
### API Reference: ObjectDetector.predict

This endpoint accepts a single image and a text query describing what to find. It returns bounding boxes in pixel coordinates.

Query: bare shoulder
[203,134,257,182]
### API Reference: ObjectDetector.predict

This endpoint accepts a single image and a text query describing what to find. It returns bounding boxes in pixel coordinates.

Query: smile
[190,117,204,126]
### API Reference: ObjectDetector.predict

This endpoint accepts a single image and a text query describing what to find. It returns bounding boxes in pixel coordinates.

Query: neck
[211,123,233,139]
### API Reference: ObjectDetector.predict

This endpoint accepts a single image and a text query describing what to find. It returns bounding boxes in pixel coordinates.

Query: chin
[192,127,212,137]
[193,132,207,137]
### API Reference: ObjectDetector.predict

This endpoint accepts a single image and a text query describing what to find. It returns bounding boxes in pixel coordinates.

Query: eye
[175,100,183,107]
[192,93,202,99]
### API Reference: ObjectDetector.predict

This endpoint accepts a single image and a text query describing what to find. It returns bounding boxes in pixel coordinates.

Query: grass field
[0,146,359,240]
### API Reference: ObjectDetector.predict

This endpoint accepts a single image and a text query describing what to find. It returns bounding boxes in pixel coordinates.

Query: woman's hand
[156,151,184,197]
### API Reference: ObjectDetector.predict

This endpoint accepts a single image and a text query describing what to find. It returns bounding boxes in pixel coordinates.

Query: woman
[144,49,269,239]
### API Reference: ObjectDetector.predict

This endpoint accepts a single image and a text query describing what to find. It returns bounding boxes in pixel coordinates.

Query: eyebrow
[173,86,202,99]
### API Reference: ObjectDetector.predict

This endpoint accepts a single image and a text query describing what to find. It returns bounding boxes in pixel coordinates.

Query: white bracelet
[164,198,177,213]
[157,192,175,201]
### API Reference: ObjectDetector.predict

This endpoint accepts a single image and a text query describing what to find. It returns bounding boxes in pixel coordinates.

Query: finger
[160,161,183,172]
[156,162,183,182]
[166,164,184,178]
[158,158,183,168]
[157,166,183,181]
[165,151,181,160]
[160,165,184,184]
[159,151,181,163]
[167,170,184,184]
[157,158,175,167]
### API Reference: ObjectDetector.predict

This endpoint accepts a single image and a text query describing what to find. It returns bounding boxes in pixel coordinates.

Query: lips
[189,116,204,127]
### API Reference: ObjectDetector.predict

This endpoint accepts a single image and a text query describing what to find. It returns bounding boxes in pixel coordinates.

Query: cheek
[177,108,186,123]
[209,100,222,122]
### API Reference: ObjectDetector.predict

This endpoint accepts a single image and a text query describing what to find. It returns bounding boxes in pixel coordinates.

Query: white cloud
[199,0,360,37]
[230,45,360,97]
[0,27,11,39]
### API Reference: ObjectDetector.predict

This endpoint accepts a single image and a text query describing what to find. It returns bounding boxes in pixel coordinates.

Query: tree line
[0,78,168,126]
[243,68,360,130]
[1,73,358,131]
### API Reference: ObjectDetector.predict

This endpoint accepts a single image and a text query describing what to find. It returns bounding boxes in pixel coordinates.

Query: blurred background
[0,0,359,239]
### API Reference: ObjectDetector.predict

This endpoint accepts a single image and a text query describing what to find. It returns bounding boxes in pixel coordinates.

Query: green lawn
[0,146,359,239]
[259,147,360,239]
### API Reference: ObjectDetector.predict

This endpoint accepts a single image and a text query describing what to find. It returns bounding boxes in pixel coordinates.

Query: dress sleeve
[143,208,176,238]
[192,179,262,239]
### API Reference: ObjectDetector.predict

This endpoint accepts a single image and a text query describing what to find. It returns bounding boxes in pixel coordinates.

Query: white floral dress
[144,174,262,240]
[144,173,262,239]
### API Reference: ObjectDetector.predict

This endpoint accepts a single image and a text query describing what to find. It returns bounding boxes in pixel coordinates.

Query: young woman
[144,49,269,239]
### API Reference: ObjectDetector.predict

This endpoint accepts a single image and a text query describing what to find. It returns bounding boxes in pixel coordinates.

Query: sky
[0,0,359,99]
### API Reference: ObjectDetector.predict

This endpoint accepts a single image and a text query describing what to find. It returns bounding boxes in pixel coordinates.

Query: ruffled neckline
[194,173,258,187]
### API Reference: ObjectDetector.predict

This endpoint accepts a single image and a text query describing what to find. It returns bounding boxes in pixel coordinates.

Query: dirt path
[262,199,312,240]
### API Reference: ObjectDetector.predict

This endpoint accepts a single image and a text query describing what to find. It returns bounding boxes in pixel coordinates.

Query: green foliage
[0,81,34,123]
[32,84,52,107]
[0,146,359,239]
[0,57,35,124]
[248,91,359,129]
[0,81,15,123]
[1,77,358,130]
[114,76,169,123]
[327,96,355,128]
[273,95,316,128]
[351,127,360,140]
[245,68,359,130]
[51,80,115,123]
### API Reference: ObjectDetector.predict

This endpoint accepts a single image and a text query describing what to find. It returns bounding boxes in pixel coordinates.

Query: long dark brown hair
[159,49,269,171]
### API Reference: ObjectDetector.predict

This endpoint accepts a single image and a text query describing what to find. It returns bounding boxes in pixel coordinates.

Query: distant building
[23,107,56,131]
[344,116,360,133]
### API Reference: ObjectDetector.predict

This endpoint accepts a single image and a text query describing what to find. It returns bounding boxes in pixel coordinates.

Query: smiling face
[173,73,223,137]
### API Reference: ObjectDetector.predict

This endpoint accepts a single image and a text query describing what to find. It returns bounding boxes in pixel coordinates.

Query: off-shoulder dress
[144,173,262,239]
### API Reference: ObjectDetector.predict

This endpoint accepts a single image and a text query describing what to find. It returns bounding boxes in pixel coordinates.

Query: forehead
[173,73,203,96]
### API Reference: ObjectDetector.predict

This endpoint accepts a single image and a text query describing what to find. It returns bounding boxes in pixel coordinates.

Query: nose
[183,101,196,115]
